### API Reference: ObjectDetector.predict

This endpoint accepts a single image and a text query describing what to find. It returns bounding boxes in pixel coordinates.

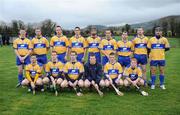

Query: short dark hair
[122,31,128,34]
[105,29,111,32]
[89,53,95,57]
[56,25,62,29]
[75,27,80,30]
[31,54,36,57]
[51,51,57,54]
[109,52,115,56]
[71,51,77,55]
[155,27,162,32]
[35,27,41,30]
[91,27,97,31]
[131,57,137,62]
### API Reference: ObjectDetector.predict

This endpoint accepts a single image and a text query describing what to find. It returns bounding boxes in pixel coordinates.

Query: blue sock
[18,74,23,83]
[151,75,156,85]
[159,75,165,85]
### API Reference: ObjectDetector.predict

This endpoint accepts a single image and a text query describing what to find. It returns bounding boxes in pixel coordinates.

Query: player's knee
[84,80,91,88]
[99,80,105,87]
[124,79,129,86]
[36,79,43,85]
[139,79,144,86]
[159,69,164,75]
[61,80,68,88]
[57,78,63,85]
[43,77,49,84]
[119,79,124,86]
[78,80,84,88]
[105,80,110,87]
[18,68,23,74]
[21,79,28,86]
[151,68,156,75]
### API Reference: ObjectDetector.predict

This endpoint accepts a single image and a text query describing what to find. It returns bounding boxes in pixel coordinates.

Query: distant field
[0,37,180,115]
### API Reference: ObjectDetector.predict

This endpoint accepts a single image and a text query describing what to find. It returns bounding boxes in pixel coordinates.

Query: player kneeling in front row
[104,52,124,96]
[124,58,148,96]
[21,55,43,95]
[62,51,84,96]
[84,53,104,97]
[42,51,64,96]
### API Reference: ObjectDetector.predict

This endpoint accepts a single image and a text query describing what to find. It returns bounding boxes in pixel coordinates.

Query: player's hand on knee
[30,82,35,89]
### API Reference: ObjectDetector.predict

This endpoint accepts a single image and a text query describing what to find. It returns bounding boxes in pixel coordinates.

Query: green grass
[0,37,180,115]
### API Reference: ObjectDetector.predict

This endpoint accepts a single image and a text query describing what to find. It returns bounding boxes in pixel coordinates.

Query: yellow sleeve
[45,63,50,73]
[25,65,29,71]
[99,40,103,50]
[65,37,69,47]
[26,71,32,82]
[69,38,72,48]
[50,37,54,47]
[137,67,142,78]
[79,63,84,73]
[146,37,149,43]
[147,39,152,49]
[86,38,90,46]
[33,74,39,83]
[31,39,34,48]
[59,63,64,72]
[28,40,33,50]
[113,40,117,50]
[63,63,68,73]
[123,67,129,77]
[83,38,88,48]
[130,42,134,51]
[164,38,170,48]
[45,39,50,48]
[13,39,17,49]
[104,64,108,74]
[37,66,42,74]
[118,64,123,74]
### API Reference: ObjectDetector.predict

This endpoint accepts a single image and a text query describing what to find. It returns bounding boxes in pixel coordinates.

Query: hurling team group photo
[13,26,169,97]
[1,0,180,114]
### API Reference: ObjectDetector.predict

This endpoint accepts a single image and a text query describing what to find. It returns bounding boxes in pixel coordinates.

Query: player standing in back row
[132,27,148,86]
[148,27,170,90]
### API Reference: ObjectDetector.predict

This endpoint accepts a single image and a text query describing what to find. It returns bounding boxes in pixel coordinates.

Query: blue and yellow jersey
[104,62,123,79]
[86,36,101,53]
[31,37,49,55]
[50,35,69,54]
[123,66,142,81]
[25,63,42,78]
[63,61,84,80]
[46,61,64,77]
[132,36,148,55]
[147,36,170,60]
[69,36,87,54]
[13,38,32,56]
[117,40,133,56]
[99,38,117,55]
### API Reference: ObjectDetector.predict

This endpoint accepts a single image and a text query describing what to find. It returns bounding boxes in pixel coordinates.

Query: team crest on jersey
[30,71,36,77]
[89,43,99,48]
[68,69,79,75]
[129,74,138,80]
[17,44,28,49]
[108,69,118,75]
[104,45,113,50]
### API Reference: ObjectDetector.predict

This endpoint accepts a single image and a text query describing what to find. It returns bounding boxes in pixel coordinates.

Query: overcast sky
[0,0,180,29]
